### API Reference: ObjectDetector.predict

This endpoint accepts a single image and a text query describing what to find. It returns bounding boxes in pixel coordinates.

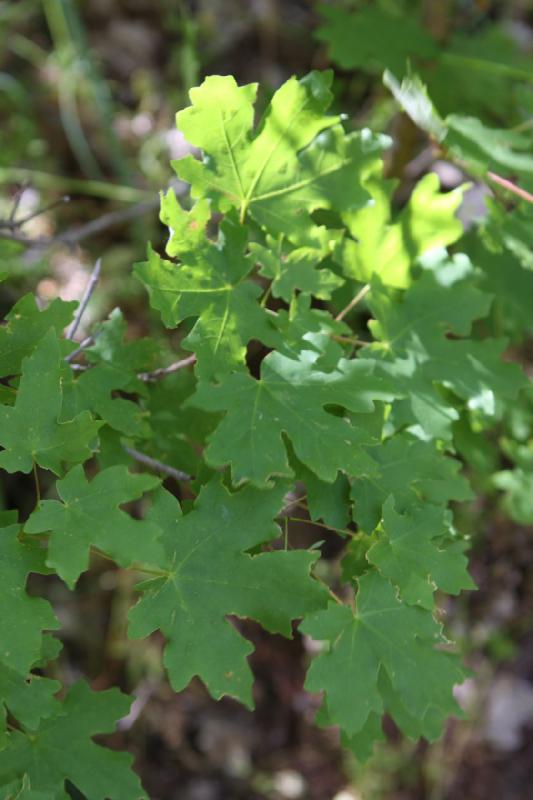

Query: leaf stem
[32,460,41,507]
[335,283,370,322]
[312,572,344,605]
[487,171,533,205]
[288,516,356,538]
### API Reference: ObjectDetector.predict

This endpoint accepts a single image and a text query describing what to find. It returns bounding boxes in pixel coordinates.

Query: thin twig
[487,171,533,205]
[0,197,158,249]
[65,336,94,363]
[0,229,52,247]
[60,197,160,245]
[0,195,70,230]
[66,258,102,340]
[138,355,197,382]
[7,182,28,224]
[335,283,370,322]
[124,446,192,482]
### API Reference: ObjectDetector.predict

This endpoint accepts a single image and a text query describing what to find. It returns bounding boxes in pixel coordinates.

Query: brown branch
[66,258,102,340]
[137,355,197,382]
[123,446,192,482]
[60,197,160,245]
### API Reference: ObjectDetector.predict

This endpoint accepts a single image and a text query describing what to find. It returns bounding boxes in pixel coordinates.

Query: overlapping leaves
[2,64,530,795]
[129,481,326,705]
[174,71,388,244]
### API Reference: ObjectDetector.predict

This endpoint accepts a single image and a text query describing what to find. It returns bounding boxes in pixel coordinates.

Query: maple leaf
[367,498,475,609]
[464,228,533,336]
[0,666,60,747]
[0,330,101,475]
[175,72,387,243]
[316,4,437,75]
[139,369,220,480]
[301,571,465,746]
[61,361,148,437]
[25,465,162,588]
[86,307,159,378]
[351,432,473,534]
[249,234,343,302]
[128,481,326,706]
[364,266,526,438]
[192,349,398,486]
[0,525,58,675]
[135,197,279,379]
[338,170,465,288]
[445,115,533,178]
[0,681,145,800]
[0,295,76,378]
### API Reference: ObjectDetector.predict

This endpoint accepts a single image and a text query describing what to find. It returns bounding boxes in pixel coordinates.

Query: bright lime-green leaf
[351,433,473,534]
[135,198,279,379]
[301,571,465,745]
[0,295,76,378]
[0,525,58,675]
[0,681,145,799]
[175,72,387,243]
[340,170,465,288]
[25,465,162,588]
[128,482,326,706]
[192,350,398,486]
[367,498,475,609]
[0,331,101,475]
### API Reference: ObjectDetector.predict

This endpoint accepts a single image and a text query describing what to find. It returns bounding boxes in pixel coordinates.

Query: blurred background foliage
[1,1,532,798]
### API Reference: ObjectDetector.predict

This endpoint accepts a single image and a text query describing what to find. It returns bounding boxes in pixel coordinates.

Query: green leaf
[128,481,326,706]
[0,330,101,475]
[139,369,220,480]
[301,571,465,747]
[249,235,343,302]
[351,433,473,534]
[291,453,351,530]
[367,498,475,609]
[316,5,437,76]
[0,295,76,379]
[135,198,279,379]
[175,72,387,243]
[192,350,398,486]
[0,525,58,675]
[446,115,533,178]
[365,267,526,437]
[383,71,447,142]
[339,170,464,288]
[25,465,162,588]
[61,362,147,437]
[0,666,60,747]
[493,439,533,525]
[87,307,157,372]
[0,681,145,799]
